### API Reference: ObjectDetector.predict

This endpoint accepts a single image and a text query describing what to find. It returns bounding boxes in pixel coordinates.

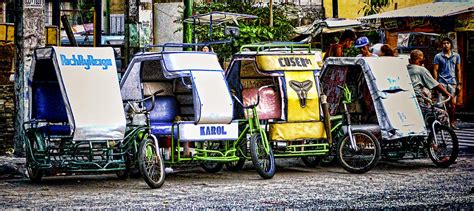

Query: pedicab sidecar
[226,42,333,167]
[321,57,458,167]
[120,43,275,179]
[23,47,165,188]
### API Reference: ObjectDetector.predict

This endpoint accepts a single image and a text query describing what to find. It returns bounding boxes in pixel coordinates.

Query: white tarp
[53,47,126,140]
[363,57,427,138]
[161,52,223,78]
[191,70,234,124]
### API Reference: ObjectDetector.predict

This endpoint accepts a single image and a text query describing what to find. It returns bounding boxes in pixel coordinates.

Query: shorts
[438,83,457,104]
[420,104,449,126]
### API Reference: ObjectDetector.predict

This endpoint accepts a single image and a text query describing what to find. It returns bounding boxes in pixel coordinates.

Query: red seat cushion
[242,87,281,120]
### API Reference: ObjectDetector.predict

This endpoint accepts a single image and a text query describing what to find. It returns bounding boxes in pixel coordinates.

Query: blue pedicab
[226,42,381,173]
[120,43,275,179]
[23,47,165,188]
[321,57,458,167]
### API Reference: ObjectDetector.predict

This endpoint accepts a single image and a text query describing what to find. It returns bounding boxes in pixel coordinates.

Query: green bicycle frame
[165,103,270,164]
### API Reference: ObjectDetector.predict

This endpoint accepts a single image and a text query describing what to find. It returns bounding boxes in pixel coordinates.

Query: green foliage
[358,0,392,16]
[190,2,295,60]
[77,0,95,24]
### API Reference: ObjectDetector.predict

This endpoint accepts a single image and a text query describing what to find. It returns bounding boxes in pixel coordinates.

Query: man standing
[354,37,378,57]
[322,29,357,61]
[408,49,454,126]
[433,38,462,129]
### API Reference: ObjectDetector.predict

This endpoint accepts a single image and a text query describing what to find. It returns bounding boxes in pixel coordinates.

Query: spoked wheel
[300,141,337,167]
[25,132,44,182]
[225,140,247,171]
[116,154,131,180]
[250,133,275,179]
[201,162,225,173]
[301,156,321,167]
[337,130,381,174]
[200,142,225,173]
[138,137,165,189]
[301,140,322,167]
[427,124,459,168]
[225,158,246,172]
[26,161,43,182]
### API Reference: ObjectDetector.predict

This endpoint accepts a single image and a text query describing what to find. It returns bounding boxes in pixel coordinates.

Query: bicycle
[421,95,459,167]
[329,85,381,174]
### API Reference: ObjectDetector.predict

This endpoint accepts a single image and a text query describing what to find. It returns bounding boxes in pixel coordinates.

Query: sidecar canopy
[29,47,126,141]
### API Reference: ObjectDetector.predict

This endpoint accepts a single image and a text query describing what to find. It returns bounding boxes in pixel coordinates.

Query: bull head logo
[289,80,313,108]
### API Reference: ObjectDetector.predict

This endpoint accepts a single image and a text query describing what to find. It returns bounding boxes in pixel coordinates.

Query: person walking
[323,29,357,61]
[433,38,462,129]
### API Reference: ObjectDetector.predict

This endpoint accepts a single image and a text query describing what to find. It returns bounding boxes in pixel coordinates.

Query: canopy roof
[321,57,427,140]
[359,1,474,20]
[30,47,125,141]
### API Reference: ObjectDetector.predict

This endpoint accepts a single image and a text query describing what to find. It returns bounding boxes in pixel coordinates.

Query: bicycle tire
[250,133,275,179]
[138,137,165,189]
[225,158,246,172]
[427,124,459,168]
[337,130,380,174]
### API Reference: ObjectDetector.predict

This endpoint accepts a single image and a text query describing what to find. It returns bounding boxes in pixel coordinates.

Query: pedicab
[226,42,381,173]
[23,47,165,188]
[320,56,458,168]
[119,42,275,179]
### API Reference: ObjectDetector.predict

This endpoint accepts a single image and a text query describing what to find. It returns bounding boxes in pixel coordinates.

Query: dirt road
[0,157,473,209]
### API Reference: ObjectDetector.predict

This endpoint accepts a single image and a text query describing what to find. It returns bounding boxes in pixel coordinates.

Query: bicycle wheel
[116,156,130,180]
[200,141,225,173]
[200,162,225,173]
[427,124,459,168]
[26,161,43,182]
[25,132,44,182]
[301,156,321,167]
[138,137,165,189]
[302,148,338,167]
[250,133,275,179]
[225,158,246,172]
[337,130,380,174]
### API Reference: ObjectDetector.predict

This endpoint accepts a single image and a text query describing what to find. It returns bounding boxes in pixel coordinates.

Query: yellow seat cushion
[269,121,327,141]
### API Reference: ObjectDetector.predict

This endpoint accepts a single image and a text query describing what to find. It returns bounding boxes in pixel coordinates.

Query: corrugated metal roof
[359,1,474,19]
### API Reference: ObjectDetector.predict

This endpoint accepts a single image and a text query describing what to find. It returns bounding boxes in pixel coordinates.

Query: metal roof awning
[359,1,474,20]
[295,18,362,35]
[184,11,258,25]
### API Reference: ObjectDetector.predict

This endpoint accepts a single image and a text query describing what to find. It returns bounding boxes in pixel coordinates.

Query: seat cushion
[38,125,71,136]
[242,87,282,120]
[144,96,179,123]
[269,121,327,141]
[33,83,68,122]
[150,122,177,136]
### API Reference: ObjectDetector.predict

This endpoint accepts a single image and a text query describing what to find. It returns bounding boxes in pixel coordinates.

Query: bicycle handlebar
[232,85,274,109]
[128,90,164,113]
[420,95,451,107]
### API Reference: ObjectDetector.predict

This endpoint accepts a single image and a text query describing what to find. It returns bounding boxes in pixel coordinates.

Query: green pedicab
[226,42,381,173]
[23,47,165,188]
[120,42,275,179]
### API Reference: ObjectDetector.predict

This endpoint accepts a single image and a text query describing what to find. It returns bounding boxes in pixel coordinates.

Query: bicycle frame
[165,104,268,164]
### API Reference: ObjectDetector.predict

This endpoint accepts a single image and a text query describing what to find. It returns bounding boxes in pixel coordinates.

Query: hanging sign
[455,12,474,32]
[25,0,44,8]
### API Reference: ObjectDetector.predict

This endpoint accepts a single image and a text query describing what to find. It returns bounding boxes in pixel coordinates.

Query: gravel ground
[0,156,473,209]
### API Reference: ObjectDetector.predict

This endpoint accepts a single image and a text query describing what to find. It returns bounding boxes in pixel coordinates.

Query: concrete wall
[323,0,432,19]
[0,84,14,154]
[154,2,183,46]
